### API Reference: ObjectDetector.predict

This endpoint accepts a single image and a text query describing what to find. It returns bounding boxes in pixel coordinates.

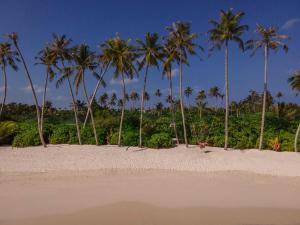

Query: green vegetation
[0,9,299,151]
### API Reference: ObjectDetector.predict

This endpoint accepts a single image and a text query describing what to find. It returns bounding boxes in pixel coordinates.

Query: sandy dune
[1,145,300,225]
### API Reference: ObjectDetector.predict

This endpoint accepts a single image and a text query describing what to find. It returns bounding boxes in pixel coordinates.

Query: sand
[1,145,300,225]
[1,144,300,176]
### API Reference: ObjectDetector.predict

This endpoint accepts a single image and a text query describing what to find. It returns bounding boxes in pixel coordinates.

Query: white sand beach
[1,145,300,225]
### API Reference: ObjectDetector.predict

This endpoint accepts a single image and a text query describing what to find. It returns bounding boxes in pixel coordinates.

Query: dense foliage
[1,96,299,151]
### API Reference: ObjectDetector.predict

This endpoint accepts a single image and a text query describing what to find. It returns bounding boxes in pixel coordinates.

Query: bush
[107,129,138,146]
[146,132,173,149]
[80,127,107,145]
[49,125,77,144]
[123,130,138,146]
[0,121,18,145]
[12,128,41,147]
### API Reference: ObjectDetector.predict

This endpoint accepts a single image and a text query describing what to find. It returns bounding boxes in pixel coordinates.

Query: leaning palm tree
[72,44,99,145]
[208,9,248,150]
[288,70,300,152]
[101,35,137,146]
[48,34,82,145]
[5,33,46,147]
[35,47,56,133]
[166,21,199,147]
[83,44,111,127]
[246,24,288,150]
[0,42,19,119]
[136,32,162,147]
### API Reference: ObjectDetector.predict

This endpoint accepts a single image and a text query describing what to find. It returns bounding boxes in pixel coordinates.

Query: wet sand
[1,170,300,225]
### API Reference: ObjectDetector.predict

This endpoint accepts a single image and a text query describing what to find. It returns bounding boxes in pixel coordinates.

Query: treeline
[0,9,299,151]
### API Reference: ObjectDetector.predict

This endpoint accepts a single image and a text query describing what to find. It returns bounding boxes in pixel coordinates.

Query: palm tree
[276,91,283,118]
[101,35,137,146]
[208,9,248,150]
[83,44,111,127]
[196,90,206,119]
[130,91,139,109]
[35,47,56,133]
[143,91,150,108]
[166,22,199,147]
[0,42,19,119]
[136,32,162,147]
[155,88,162,98]
[184,86,193,107]
[109,92,117,109]
[5,33,46,147]
[209,86,220,109]
[162,40,180,145]
[246,24,288,150]
[99,93,109,108]
[48,34,82,145]
[72,44,99,145]
[288,70,300,152]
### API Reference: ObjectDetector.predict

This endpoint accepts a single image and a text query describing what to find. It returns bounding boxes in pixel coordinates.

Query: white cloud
[21,85,45,94]
[281,18,300,30]
[171,68,179,77]
[110,78,139,86]
[55,95,68,101]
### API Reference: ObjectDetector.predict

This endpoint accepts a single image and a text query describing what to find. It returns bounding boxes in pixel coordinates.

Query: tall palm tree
[208,9,248,150]
[136,32,162,147]
[35,47,56,133]
[130,91,139,109]
[72,44,99,145]
[5,33,46,147]
[246,24,288,150]
[166,22,199,147]
[48,34,82,145]
[101,35,137,146]
[184,86,193,107]
[162,40,180,145]
[288,70,300,152]
[209,86,220,109]
[196,90,206,119]
[0,42,19,119]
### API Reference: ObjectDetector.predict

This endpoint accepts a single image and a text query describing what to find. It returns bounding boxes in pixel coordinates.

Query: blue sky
[0,0,300,108]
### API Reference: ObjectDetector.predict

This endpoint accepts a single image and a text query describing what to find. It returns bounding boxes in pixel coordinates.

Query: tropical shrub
[12,128,40,147]
[49,125,77,144]
[146,132,173,149]
[0,121,18,145]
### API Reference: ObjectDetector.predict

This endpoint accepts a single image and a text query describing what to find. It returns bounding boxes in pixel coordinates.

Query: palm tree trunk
[83,62,110,127]
[259,46,269,150]
[179,52,188,147]
[139,64,149,147]
[82,76,98,145]
[169,71,179,145]
[294,123,300,152]
[224,42,229,150]
[14,42,46,147]
[118,73,126,146]
[0,66,7,120]
[40,70,49,134]
[67,77,82,145]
